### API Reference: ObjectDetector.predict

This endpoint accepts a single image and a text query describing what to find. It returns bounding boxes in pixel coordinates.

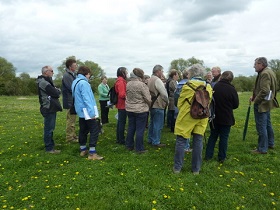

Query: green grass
[0,93,279,210]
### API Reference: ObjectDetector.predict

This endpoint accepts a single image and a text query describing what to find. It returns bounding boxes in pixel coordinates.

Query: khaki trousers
[66,109,77,141]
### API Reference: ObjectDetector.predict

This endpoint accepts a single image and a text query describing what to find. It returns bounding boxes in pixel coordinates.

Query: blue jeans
[148,108,164,145]
[116,109,127,144]
[126,112,148,151]
[43,113,57,151]
[254,104,274,153]
[205,124,231,161]
[184,139,191,150]
[79,118,99,148]
[174,134,203,173]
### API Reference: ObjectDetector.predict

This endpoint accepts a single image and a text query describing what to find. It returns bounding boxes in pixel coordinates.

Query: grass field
[0,93,279,210]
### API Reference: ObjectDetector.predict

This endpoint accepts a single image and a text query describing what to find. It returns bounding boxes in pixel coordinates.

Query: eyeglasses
[48,70,54,72]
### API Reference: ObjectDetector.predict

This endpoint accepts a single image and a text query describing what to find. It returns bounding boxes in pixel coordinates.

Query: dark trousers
[99,100,109,124]
[126,112,148,151]
[43,113,56,151]
[205,124,231,161]
[167,110,175,132]
[116,109,127,144]
[79,118,99,147]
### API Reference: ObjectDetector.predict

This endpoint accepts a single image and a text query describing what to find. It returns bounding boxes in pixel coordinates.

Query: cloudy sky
[1,0,280,78]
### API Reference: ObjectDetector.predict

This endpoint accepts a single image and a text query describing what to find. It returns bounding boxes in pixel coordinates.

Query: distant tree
[0,57,16,95]
[169,56,204,74]
[232,75,256,92]
[268,59,280,90]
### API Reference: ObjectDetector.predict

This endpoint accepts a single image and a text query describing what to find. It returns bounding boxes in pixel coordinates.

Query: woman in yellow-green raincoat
[173,64,213,175]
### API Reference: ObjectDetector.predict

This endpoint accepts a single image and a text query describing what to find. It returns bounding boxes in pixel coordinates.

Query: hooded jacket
[174,78,213,138]
[37,75,62,116]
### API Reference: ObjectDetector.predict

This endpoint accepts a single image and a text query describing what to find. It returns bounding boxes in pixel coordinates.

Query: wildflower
[152,200,157,204]
[270,192,275,196]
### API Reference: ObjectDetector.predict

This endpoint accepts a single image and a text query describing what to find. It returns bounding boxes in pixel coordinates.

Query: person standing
[174,70,192,153]
[37,66,62,154]
[115,67,128,145]
[125,68,151,153]
[62,58,78,143]
[250,57,279,154]
[147,65,169,147]
[72,66,103,160]
[211,66,221,87]
[205,71,239,162]
[98,76,110,124]
[173,64,213,174]
[166,69,179,132]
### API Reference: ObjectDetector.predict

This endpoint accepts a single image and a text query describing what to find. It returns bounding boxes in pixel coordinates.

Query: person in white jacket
[72,66,103,160]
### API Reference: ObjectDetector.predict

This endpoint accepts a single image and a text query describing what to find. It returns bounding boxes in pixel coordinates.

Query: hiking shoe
[136,150,148,154]
[251,149,267,154]
[153,143,166,147]
[80,150,88,157]
[46,150,61,154]
[88,153,104,160]
[173,167,181,174]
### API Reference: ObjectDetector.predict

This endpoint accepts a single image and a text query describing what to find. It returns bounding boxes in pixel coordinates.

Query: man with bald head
[211,66,221,87]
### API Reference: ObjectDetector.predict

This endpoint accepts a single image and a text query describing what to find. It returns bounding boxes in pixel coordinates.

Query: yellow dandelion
[270,192,275,196]
[75,172,79,175]
[152,200,157,204]
[180,188,184,191]
[120,172,124,176]
[163,194,168,199]
[272,202,276,205]
[76,208,80,210]
[152,208,156,210]
[263,184,267,187]
[227,185,230,187]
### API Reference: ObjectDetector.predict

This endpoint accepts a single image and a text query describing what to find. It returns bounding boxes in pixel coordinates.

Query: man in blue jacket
[72,66,103,160]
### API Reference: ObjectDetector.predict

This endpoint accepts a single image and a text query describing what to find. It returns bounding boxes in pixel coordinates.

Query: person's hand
[249,96,254,102]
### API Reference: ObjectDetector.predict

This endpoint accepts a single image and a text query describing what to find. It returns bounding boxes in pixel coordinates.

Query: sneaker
[173,167,180,174]
[193,171,199,175]
[88,153,104,160]
[184,148,192,153]
[46,150,61,154]
[80,150,88,157]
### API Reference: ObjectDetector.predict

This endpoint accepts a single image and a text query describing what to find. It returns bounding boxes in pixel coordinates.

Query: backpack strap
[185,82,207,105]
[72,79,83,99]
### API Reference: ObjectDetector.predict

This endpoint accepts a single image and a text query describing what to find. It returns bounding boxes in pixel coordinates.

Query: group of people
[37,57,279,174]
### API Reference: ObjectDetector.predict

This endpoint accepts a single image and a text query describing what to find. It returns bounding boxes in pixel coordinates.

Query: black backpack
[108,85,118,105]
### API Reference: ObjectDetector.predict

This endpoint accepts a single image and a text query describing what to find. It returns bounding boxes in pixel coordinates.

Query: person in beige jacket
[147,65,169,147]
[125,68,151,153]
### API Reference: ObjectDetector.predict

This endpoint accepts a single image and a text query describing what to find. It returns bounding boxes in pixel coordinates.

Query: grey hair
[153,64,163,74]
[220,71,234,82]
[187,64,206,79]
[255,57,268,68]
[41,66,49,74]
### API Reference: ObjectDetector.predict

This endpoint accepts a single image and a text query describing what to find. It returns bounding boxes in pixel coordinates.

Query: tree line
[0,56,279,96]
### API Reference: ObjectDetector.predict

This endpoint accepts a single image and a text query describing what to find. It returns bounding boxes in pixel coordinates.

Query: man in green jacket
[251,57,279,154]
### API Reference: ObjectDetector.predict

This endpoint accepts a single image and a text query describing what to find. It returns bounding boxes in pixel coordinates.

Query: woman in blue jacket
[72,66,103,160]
